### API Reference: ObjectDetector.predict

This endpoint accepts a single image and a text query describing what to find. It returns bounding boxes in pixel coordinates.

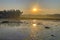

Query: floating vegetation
[1,21,9,23]
[51,35,55,37]
[45,27,50,29]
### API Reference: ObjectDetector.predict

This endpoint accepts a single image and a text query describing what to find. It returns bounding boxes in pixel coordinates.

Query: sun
[33,8,37,12]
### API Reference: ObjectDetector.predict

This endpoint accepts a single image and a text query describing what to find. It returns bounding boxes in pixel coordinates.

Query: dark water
[0,20,60,40]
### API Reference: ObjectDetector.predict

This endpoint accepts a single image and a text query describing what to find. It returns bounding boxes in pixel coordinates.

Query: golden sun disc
[33,8,37,11]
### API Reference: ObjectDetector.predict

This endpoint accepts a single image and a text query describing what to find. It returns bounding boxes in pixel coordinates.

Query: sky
[0,0,60,15]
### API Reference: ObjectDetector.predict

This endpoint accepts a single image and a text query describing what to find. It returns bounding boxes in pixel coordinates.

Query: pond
[0,20,60,40]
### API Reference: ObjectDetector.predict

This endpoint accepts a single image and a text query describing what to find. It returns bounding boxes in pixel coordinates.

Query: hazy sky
[0,0,60,14]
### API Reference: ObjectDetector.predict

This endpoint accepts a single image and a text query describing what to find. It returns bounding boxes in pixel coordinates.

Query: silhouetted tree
[0,9,23,19]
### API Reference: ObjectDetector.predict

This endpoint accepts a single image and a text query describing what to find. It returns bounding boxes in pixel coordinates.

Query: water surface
[0,20,60,40]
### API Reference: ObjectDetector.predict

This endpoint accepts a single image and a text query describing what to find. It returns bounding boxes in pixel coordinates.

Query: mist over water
[0,20,60,40]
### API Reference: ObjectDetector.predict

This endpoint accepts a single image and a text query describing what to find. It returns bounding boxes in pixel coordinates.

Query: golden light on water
[32,24,37,27]
[32,20,36,22]
[32,20,37,27]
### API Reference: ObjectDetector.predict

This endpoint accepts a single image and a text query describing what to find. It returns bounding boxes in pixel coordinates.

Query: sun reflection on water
[32,24,37,27]
[29,20,43,40]
[30,20,39,40]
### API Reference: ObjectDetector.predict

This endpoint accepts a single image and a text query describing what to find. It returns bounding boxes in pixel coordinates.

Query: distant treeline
[21,14,60,19]
[0,10,23,19]
[47,14,60,17]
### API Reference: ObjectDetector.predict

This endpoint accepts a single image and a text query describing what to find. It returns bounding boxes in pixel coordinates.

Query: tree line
[0,10,23,19]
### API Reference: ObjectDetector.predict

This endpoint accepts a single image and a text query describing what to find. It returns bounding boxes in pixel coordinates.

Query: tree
[0,9,23,19]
